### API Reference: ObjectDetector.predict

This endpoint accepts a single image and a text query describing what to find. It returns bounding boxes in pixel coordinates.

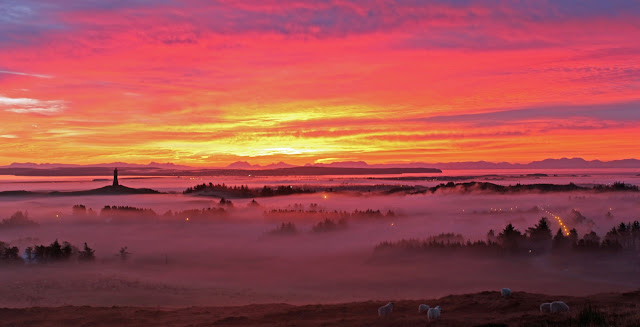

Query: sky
[0,0,639,166]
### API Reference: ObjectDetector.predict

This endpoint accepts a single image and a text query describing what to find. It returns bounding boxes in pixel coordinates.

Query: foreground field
[2,290,640,327]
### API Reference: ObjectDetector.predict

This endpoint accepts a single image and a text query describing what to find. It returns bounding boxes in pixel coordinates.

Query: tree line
[0,239,95,264]
[183,183,314,197]
[375,217,640,256]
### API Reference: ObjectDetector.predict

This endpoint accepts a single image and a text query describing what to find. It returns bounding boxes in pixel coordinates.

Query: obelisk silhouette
[113,168,119,186]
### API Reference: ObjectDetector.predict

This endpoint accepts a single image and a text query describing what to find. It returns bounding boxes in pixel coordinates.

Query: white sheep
[427,306,441,320]
[540,302,552,313]
[418,304,430,313]
[378,302,394,317]
[501,288,512,297]
[551,301,570,313]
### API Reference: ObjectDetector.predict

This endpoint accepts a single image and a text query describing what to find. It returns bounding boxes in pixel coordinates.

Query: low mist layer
[1,177,639,307]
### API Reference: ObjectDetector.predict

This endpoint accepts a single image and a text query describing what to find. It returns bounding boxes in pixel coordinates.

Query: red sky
[1,1,639,166]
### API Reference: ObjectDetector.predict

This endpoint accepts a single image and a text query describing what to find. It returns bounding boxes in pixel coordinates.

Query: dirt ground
[2,290,640,326]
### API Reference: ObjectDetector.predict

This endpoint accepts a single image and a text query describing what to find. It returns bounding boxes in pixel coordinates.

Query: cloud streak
[0,95,65,114]
[0,70,52,78]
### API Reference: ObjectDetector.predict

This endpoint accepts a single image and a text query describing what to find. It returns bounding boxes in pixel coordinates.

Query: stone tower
[113,168,119,186]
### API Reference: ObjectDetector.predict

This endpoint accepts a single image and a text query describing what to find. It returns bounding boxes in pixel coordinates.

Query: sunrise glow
[1,1,639,166]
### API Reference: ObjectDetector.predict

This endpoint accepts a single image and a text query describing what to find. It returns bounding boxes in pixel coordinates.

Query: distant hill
[0,166,441,177]
[0,185,161,197]
[1,157,639,174]
[226,161,295,169]
[309,158,640,170]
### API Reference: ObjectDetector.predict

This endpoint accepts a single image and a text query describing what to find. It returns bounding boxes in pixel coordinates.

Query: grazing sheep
[378,302,394,317]
[418,304,430,313]
[540,303,552,313]
[551,301,570,313]
[501,288,512,297]
[427,306,441,320]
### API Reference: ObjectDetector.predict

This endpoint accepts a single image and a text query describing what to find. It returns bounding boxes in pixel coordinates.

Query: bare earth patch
[1,291,640,326]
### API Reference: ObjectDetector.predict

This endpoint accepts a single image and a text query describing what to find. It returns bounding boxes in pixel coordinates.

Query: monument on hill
[113,168,119,186]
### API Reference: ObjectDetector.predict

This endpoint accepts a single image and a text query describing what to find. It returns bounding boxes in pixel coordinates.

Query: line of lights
[541,207,570,236]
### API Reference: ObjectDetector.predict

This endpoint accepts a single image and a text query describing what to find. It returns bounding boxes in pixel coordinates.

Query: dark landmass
[226,161,295,169]
[1,291,639,326]
[3,157,639,175]
[0,166,441,177]
[2,181,636,198]
[401,181,639,195]
[0,185,160,197]
[372,173,548,182]
[63,185,161,195]
[308,157,640,169]
[184,184,314,198]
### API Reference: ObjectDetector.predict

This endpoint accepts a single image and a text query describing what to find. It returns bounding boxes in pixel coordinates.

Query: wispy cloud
[424,101,640,124]
[0,95,65,114]
[0,70,52,78]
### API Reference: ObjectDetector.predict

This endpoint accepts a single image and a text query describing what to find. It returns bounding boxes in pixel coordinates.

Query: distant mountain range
[231,158,640,169]
[304,158,640,170]
[1,158,639,172]
[225,161,296,169]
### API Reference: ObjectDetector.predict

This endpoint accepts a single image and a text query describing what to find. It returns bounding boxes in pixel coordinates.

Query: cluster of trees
[183,183,314,197]
[375,218,640,256]
[218,197,233,207]
[264,208,397,221]
[0,211,39,228]
[268,218,349,236]
[407,181,639,195]
[0,241,21,263]
[269,222,298,235]
[0,239,95,264]
[72,204,98,216]
[593,182,639,192]
[184,183,255,197]
[312,218,348,233]
[101,205,157,216]
[163,207,228,221]
[70,204,229,222]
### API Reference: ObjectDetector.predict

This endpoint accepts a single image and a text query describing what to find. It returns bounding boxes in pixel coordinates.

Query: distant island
[0,168,160,197]
[0,157,639,177]
[0,166,442,177]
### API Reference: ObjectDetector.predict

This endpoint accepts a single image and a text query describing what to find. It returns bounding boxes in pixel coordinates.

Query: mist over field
[1,171,639,308]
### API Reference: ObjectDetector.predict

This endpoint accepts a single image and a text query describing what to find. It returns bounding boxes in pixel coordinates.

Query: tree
[49,239,63,259]
[62,241,75,259]
[498,223,523,250]
[527,217,553,242]
[631,221,640,237]
[552,228,568,250]
[0,241,21,263]
[583,231,601,244]
[78,243,95,261]
[119,247,131,261]
[24,246,34,263]
[617,222,629,236]
[605,227,619,242]
[72,204,87,216]
[487,229,497,243]
[568,228,579,245]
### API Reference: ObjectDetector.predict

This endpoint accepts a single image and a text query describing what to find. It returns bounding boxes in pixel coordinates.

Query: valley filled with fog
[0,170,639,307]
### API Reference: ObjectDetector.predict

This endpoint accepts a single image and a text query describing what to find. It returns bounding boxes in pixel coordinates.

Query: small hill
[63,185,161,195]
[0,185,161,197]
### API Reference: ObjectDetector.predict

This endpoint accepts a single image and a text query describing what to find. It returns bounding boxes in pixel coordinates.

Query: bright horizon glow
[1,1,639,166]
